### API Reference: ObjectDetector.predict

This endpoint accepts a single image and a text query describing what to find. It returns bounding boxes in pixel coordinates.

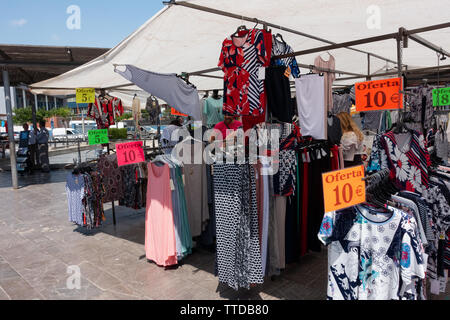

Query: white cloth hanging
[115,65,202,120]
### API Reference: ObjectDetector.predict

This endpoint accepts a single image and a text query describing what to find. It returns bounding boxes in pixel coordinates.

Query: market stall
[25,0,450,300]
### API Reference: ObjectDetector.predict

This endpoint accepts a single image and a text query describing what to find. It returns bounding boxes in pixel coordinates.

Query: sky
[1,0,165,48]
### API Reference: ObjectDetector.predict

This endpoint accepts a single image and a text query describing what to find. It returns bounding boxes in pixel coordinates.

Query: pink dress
[145,162,178,266]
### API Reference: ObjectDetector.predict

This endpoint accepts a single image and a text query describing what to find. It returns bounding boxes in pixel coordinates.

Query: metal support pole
[45,95,49,111]
[53,96,57,109]
[32,94,37,130]
[77,138,81,164]
[22,89,26,109]
[2,69,19,189]
[367,54,371,81]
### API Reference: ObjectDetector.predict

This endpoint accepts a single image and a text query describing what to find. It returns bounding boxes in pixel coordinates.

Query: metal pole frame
[2,68,19,189]
[166,0,398,65]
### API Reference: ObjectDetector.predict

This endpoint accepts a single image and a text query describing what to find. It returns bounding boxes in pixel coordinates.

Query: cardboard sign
[88,129,109,145]
[116,141,145,167]
[322,165,366,213]
[76,88,95,104]
[355,77,403,112]
[171,108,188,117]
[432,87,450,107]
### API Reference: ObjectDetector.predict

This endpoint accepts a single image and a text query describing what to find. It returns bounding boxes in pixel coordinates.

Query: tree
[13,107,50,125]
[49,107,72,128]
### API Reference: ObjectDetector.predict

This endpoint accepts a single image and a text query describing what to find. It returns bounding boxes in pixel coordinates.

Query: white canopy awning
[30,0,450,96]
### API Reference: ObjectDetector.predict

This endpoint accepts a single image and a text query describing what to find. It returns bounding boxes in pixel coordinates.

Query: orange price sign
[322,165,366,213]
[355,77,403,112]
[171,108,188,117]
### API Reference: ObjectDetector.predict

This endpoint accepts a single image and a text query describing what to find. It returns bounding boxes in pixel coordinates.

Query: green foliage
[115,112,132,122]
[141,109,149,119]
[49,107,72,119]
[108,128,127,140]
[13,107,50,125]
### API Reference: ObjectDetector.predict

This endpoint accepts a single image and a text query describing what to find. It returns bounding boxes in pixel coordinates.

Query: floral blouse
[379,130,430,193]
[218,29,268,116]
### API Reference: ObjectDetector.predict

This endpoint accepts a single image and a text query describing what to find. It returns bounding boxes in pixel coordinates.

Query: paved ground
[0,170,448,300]
[0,170,328,300]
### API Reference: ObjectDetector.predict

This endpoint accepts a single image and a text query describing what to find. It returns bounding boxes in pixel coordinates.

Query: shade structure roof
[0,44,108,86]
[30,0,450,96]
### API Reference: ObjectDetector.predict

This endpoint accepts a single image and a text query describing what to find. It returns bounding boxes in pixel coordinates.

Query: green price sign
[432,87,450,107]
[88,129,109,145]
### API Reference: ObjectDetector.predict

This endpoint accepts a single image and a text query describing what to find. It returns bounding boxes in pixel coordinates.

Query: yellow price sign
[76,88,95,104]
[322,165,366,213]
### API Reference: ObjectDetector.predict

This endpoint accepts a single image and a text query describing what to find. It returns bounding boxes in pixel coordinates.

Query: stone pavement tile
[90,288,148,300]
[78,261,125,291]
[0,262,21,281]
[18,259,69,289]
[35,276,104,300]
[0,277,44,300]
[0,286,11,300]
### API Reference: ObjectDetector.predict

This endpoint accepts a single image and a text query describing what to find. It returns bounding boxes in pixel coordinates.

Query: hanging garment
[260,159,271,276]
[181,140,209,238]
[66,174,85,226]
[405,86,441,132]
[274,196,287,270]
[171,165,193,260]
[367,133,388,174]
[422,185,450,285]
[132,98,141,129]
[87,97,124,129]
[145,162,178,267]
[218,29,268,116]
[265,65,293,123]
[97,154,124,203]
[379,130,430,193]
[200,165,216,247]
[307,148,331,253]
[295,75,326,140]
[332,93,352,115]
[327,115,343,146]
[213,163,263,290]
[84,171,105,229]
[435,129,448,161]
[119,165,144,209]
[271,36,301,78]
[204,97,224,127]
[314,54,336,113]
[161,124,182,153]
[274,130,297,197]
[318,205,426,300]
[398,191,434,243]
[361,111,382,132]
[146,96,161,124]
[115,65,202,120]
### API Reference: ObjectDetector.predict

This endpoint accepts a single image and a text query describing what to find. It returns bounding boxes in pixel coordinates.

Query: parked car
[51,128,85,142]
[127,126,156,139]
[0,132,19,142]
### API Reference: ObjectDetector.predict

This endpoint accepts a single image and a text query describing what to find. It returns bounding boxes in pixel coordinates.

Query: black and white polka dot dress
[213,163,263,290]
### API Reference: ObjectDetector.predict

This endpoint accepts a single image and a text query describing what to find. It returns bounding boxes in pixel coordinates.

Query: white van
[51,128,84,142]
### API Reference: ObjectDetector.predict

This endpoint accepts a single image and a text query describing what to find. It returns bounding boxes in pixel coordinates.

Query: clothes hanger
[232,25,248,37]
[275,33,286,45]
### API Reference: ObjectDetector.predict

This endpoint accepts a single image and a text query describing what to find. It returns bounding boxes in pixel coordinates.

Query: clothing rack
[106,144,117,226]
